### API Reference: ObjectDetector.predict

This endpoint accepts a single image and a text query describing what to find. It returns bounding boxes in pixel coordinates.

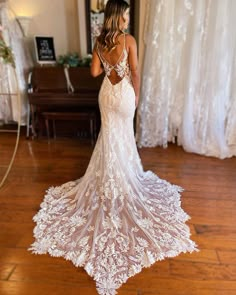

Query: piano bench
[42,111,97,145]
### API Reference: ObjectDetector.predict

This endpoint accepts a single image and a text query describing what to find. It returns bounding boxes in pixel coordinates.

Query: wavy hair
[97,0,129,52]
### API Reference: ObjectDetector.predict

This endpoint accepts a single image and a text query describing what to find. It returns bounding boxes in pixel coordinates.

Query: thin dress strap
[123,32,126,52]
[97,33,129,79]
[98,33,126,68]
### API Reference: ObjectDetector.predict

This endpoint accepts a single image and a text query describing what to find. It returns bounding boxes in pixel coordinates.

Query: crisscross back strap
[97,33,126,68]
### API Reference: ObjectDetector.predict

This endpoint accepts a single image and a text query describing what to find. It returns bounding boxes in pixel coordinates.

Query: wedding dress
[29,34,198,295]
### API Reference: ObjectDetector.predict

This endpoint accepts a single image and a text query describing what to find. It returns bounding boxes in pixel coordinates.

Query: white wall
[64,0,80,53]
[77,0,87,56]
[9,0,69,56]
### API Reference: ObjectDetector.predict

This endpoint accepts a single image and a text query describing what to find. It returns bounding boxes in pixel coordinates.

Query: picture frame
[34,36,56,64]
[85,0,134,53]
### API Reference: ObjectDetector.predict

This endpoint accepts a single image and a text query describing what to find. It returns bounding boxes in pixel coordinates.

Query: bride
[29,1,198,294]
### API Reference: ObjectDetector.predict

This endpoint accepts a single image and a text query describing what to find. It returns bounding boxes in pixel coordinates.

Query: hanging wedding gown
[29,34,198,295]
[0,3,33,125]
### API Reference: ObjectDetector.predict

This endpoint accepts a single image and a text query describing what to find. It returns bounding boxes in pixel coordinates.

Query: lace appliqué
[29,170,198,295]
[101,49,129,79]
[29,46,198,295]
[96,33,130,83]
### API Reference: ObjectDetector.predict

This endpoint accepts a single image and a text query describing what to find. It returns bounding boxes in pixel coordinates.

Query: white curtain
[136,0,236,159]
[0,2,33,125]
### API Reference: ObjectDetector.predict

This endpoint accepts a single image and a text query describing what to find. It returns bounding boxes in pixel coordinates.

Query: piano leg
[30,104,37,139]
[53,120,56,139]
[45,117,50,140]
[26,102,30,139]
[90,117,94,145]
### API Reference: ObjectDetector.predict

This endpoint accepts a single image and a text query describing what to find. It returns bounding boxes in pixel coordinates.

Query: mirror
[86,0,134,53]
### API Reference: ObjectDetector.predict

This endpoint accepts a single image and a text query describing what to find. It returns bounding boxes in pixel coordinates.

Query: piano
[28,66,104,139]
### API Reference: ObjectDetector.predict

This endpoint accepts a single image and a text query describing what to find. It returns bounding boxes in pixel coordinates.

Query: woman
[29,1,198,294]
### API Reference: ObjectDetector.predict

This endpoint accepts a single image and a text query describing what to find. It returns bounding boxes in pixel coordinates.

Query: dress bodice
[97,33,130,80]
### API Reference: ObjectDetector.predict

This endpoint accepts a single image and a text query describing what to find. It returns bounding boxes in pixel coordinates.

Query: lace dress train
[29,36,198,295]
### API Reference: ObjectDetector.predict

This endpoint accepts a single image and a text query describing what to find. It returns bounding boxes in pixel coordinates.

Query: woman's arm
[90,43,104,77]
[127,35,140,107]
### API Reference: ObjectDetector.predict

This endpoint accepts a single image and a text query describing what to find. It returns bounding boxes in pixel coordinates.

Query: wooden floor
[0,132,236,295]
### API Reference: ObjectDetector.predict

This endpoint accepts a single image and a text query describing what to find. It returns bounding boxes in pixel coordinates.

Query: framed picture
[86,0,134,53]
[34,36,56,64]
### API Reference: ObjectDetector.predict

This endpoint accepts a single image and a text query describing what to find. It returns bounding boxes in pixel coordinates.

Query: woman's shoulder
[125,33,136,42]
[124,33,137,50]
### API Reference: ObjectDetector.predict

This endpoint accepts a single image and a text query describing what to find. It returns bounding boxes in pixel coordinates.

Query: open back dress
[29,33,198,295]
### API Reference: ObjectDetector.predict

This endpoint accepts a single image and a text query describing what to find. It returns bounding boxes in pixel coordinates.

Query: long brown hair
[97,0,129,52]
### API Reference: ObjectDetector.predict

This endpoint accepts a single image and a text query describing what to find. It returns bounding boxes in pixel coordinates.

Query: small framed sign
[34,36,56,64]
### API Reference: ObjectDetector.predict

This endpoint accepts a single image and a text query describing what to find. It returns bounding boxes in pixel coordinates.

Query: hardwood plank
[183,198,236,210]
[9,264,93,285]
[173,249,219,264]
[193,235,236,251]
[185,191,236,201]
[0,281,98,295]
[169,260,236,281]
[137,289,236,295]
[0,264,16,280]
[0,233,22,248]
[0,209,34,223]
[1,277,236,295]
[192,225,236,251]
[194,225,236,235]
[181,199,236,226]
[15,233,35,248]
[126,277,236,291]
[0,248,68,266]
[217,251,236,265]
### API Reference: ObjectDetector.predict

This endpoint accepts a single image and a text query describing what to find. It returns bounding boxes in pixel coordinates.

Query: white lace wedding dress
[29,34,198,295]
